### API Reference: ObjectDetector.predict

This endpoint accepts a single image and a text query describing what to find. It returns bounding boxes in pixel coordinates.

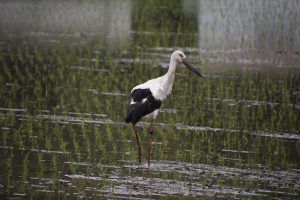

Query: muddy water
[0,0,300,199]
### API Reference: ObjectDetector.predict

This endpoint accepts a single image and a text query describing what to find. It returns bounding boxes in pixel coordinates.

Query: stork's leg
[147,119,154,167]
[132,124,142,164]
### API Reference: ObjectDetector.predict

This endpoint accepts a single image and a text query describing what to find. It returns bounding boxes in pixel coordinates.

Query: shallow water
[0,0,300,199]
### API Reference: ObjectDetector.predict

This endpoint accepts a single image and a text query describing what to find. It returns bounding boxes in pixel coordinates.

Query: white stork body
[129,69,175,120]
[125,50,204,167]
[131,56,177,101]
[131,51,177,101]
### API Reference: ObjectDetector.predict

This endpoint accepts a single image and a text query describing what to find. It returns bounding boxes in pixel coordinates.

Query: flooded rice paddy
[0,0,300,199]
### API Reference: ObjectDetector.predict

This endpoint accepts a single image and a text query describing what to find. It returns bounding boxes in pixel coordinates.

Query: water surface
[0,0,300,199]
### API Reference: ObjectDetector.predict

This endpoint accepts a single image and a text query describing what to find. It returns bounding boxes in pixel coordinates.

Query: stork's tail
[125,103,134,123]
[125,114,132,123]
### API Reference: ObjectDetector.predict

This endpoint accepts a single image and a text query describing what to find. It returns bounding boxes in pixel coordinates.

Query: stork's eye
[179,54,183,58]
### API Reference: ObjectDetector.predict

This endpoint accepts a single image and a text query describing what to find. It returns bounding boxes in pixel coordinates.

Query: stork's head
[171,50,205,78]
[172,50,186,62]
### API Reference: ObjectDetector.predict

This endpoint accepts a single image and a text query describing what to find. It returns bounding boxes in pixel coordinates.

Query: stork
[125,50,204,167]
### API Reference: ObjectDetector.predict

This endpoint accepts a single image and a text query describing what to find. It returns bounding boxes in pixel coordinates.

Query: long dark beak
[182,59,205,78]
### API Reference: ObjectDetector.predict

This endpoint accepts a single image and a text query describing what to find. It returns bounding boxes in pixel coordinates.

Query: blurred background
[0,0,299,199]
[1,0,300,52]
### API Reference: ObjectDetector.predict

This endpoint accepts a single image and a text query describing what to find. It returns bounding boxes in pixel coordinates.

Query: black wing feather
[131,88,152,102]
[125,88,162,124]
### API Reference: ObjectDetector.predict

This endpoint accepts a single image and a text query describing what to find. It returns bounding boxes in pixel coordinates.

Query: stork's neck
[161,57,177,93]
[166,57,177,76]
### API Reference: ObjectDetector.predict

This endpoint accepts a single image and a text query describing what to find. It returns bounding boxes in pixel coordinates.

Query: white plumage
[125,50,204,167]
[131,50,180,101]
